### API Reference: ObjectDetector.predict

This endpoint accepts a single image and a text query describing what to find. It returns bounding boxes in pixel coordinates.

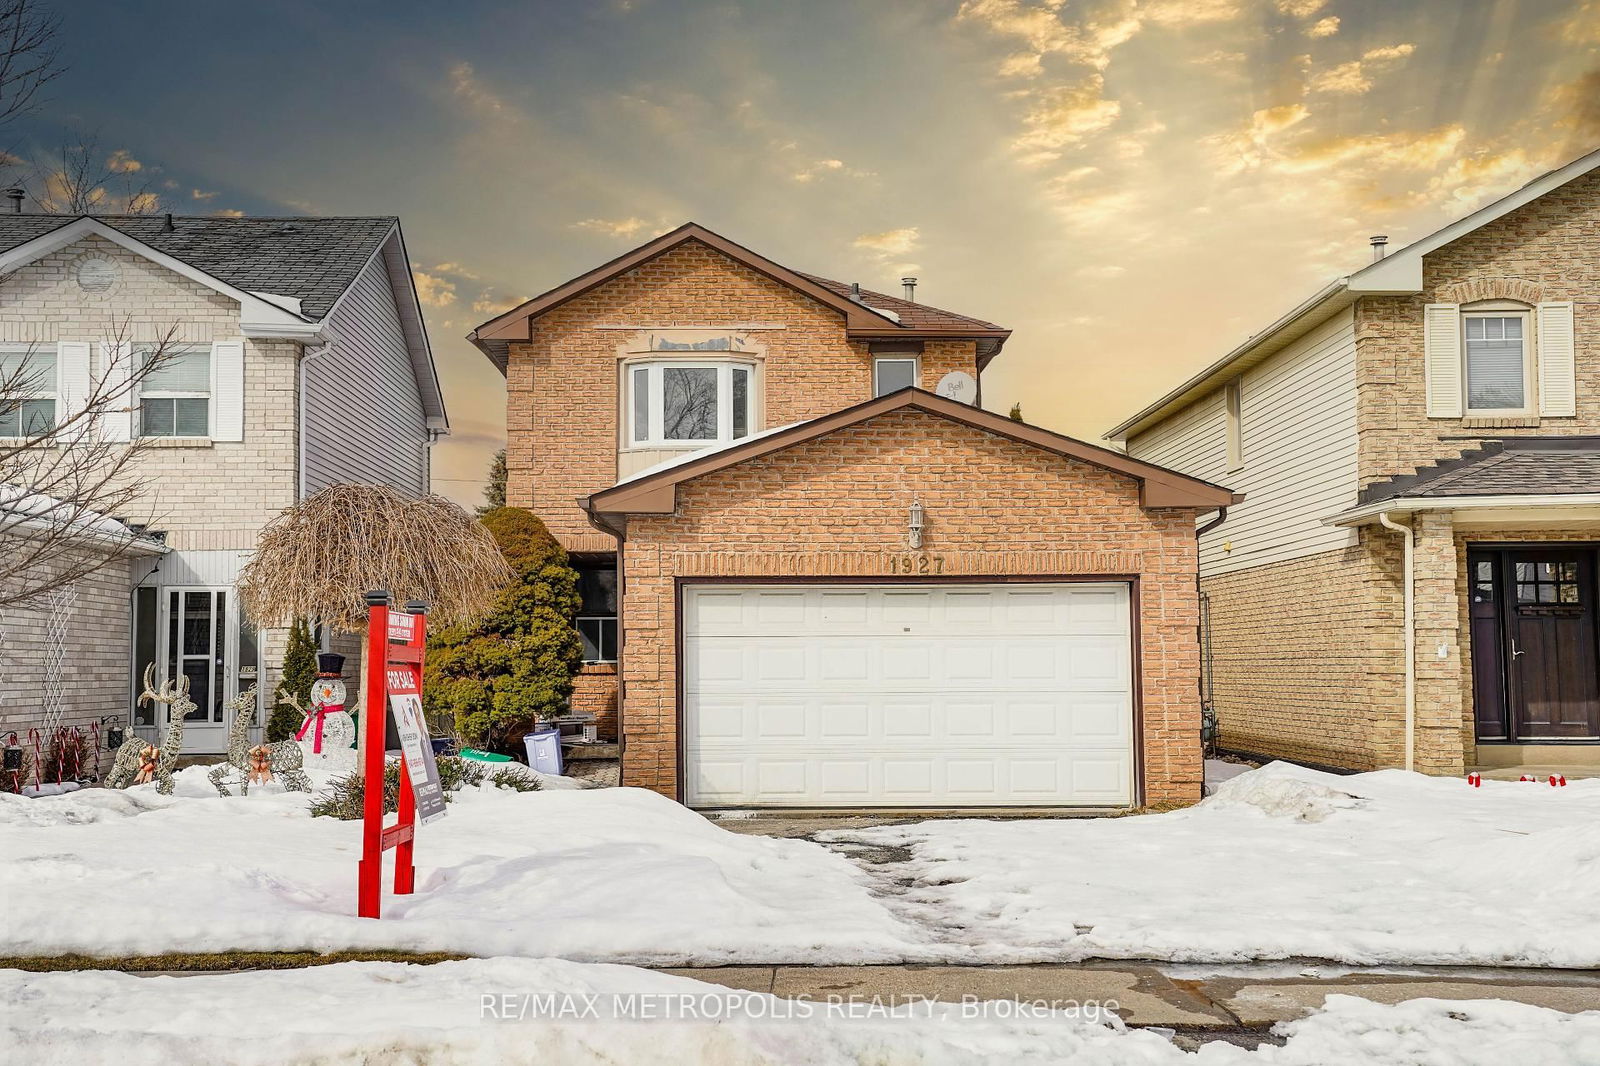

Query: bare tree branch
[0,322,181,608]
[30,132,159,214]
[0,1,62,133]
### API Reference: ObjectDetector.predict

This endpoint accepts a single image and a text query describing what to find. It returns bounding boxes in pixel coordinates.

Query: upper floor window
[873,355,918,397]
[139,347,211,437]
[1464,309,1530,413]
[0,347,57,437]
[627,360,754,448]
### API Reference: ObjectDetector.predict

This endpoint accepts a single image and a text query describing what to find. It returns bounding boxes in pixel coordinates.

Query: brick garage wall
[1355,168,1600,488]
[504,239,978,550]
[1201,528,1405,770]
[616,408,1207,805]
[0,542,137,751]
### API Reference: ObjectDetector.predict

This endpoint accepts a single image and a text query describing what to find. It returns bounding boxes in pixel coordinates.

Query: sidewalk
[655,961,1600,1049]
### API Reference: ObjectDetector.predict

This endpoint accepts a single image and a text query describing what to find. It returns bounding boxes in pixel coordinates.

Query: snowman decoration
[297,652,356,770]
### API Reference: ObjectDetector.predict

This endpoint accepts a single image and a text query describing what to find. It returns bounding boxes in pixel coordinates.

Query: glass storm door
[157,588,236,753]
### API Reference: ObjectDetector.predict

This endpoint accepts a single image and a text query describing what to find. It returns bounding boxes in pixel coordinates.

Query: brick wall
[616,408,1206,805]
[1355,168,1600,487]
[1200,528,1405,770]
[504,239,978,549]
[0,543,137,754]
[571,663,617,740]
[1,235,300,548]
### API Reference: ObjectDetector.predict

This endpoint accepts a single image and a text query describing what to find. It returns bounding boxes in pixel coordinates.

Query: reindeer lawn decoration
[104,666,194,796]
[209,684,312,796]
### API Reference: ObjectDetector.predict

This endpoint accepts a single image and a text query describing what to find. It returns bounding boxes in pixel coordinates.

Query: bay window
[626,360,756,448]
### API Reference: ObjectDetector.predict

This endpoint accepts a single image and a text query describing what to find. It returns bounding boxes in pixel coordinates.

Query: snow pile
[1202,760,1362,821]
[820,761,1600,967]
[4,960,1598,1066]
[0,765,924,964]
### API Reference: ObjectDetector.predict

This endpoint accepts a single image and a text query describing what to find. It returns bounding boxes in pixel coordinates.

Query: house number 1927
[886,554,944,575]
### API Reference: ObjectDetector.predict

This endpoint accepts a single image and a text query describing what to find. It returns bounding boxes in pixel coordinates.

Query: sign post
[358,590,444,919]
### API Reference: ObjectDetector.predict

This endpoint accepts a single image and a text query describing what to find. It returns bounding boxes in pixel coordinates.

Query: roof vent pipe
[163,212,175,232]
[902,276,917,302]
[4,188,23,213]
[1370,234,1388,261]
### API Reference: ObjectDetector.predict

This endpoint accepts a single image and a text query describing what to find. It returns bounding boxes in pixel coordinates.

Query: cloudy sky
[11,0,1600,506]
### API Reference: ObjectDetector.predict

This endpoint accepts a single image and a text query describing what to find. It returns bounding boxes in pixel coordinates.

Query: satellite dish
[936,371,977,405]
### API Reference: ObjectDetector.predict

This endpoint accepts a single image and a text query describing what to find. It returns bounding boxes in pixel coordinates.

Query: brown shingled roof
[797,273,1006,334]
[467,222,1010,374]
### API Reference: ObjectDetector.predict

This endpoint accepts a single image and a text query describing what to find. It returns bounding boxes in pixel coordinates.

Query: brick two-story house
[0,213,445,754]
[1110,147,1600,779]
[471,223,1234,809]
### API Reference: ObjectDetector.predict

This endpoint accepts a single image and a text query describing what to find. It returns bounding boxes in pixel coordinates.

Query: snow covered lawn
[820,761,1600,967]
[0,766,919,964]
[5,959,1599,1065]
[2,760,1596,967]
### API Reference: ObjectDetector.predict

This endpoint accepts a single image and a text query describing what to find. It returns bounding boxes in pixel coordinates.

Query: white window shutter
[1537,302,1576,417]
[55,341,93,437]
[1423,304,1462,419]
[99,342,134,442]
[211,339,245,441]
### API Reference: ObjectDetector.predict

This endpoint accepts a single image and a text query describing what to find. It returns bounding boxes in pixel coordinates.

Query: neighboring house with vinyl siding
[1108,147,1600,780]
[0,213,445,756]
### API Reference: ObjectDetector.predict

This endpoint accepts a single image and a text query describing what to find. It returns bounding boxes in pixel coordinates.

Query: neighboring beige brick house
[473,223,1234,809]
[1110,148,1600,779]
[0,214,446,756]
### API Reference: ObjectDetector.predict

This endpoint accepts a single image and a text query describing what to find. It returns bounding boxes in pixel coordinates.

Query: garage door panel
[684,583,1134,807]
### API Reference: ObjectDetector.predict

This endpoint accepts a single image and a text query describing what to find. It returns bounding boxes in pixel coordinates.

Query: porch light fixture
[908,500,925,550]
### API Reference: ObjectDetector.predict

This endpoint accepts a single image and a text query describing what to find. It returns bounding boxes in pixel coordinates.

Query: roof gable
[468,222,1010,373]
[0,215,447,428]
[587,389,1236,517]
[1108,146,1600,441]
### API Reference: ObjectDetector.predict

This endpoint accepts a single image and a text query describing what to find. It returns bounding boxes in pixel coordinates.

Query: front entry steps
[1473,743,1600,777]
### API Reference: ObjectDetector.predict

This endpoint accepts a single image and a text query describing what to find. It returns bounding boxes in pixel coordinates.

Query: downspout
[1195,507,1228,775]
[1377,511,1415,772]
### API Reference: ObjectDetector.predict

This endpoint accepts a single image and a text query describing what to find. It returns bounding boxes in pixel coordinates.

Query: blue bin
[523,729,563,775]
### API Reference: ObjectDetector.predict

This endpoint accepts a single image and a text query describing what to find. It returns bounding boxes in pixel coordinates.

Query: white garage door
[683,583,1134,808]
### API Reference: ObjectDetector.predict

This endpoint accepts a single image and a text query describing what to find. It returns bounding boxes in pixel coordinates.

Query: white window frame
[624,358,757,448]
[0,344,58,435]
[872,355,920,398]
[137,345,213,438]
[1461,302,1535,417]
[0,345,58,438]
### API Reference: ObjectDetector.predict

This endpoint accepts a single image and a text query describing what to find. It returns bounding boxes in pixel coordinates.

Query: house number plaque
[886,554,945,575]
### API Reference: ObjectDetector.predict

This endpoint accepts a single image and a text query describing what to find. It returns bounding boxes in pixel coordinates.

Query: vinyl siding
[303,253,429,495]
[1129,307,1360,576]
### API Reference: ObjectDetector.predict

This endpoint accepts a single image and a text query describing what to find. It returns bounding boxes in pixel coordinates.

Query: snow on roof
[0,485,164,550]
[613,421,807,486]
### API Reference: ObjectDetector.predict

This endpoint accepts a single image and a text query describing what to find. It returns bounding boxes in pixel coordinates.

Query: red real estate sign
[358,592,443,920]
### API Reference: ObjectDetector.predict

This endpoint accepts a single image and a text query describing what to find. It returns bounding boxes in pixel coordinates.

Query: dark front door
[1505,550,1600,739]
